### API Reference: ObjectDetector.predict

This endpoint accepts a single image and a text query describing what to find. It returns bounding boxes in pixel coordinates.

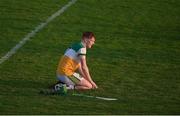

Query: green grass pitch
[0,0,180,114]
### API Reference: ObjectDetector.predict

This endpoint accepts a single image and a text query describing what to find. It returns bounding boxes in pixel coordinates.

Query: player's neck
[81,40,86,48]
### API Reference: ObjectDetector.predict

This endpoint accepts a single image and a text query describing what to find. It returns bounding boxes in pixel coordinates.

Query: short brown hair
[82,32,95,39]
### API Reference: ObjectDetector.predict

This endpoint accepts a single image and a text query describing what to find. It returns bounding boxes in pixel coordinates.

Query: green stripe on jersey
[78,53,86,56]
[70,42,84,52]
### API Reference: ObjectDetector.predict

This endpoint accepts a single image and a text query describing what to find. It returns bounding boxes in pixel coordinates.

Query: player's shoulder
[71,42,85,52]
[78,47,86,55]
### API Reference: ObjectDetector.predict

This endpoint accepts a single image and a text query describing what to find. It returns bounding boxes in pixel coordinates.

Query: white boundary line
[72,93,118,101]
[0,0,77,64]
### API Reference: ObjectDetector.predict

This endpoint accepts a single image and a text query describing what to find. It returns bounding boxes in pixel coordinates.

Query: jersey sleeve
[77,48,86,56]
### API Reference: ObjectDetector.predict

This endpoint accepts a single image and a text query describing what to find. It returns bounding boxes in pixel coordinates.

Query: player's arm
[77,61,86,78]
[79,55,98,88]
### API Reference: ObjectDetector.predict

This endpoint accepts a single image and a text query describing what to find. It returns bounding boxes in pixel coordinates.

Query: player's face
[86,37,95,48]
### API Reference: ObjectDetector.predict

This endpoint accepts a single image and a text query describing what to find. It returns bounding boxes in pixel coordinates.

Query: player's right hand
[91,81,98,89]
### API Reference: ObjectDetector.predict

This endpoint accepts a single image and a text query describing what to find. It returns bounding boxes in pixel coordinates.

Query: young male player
[55,32,98,90]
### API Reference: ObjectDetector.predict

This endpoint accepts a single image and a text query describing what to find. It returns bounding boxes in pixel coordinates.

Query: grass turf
[0,0,180,114]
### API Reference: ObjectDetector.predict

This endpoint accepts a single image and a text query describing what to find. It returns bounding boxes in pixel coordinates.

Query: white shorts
[57,73,83,86]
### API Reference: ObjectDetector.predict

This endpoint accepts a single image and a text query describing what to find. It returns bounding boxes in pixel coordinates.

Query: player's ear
[84,38,88,43]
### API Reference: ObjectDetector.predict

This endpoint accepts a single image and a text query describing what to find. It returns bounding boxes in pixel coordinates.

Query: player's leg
[56,73,92,90]
[57,74,74,86]
[69,73,92,89]
[75,78,92,89]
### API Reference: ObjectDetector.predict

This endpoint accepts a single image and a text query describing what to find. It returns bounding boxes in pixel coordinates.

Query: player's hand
[91,81,98,89]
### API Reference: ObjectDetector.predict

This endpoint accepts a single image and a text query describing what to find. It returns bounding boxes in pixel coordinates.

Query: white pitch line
[0,0,77,64]
[73,93,118,101]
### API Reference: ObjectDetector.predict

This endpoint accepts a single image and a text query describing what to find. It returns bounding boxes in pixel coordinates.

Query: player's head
[82,32,95,48]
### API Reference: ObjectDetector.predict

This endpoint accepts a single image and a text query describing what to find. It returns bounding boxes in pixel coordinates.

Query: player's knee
[80,79,93,89]
[86,83,93,89]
